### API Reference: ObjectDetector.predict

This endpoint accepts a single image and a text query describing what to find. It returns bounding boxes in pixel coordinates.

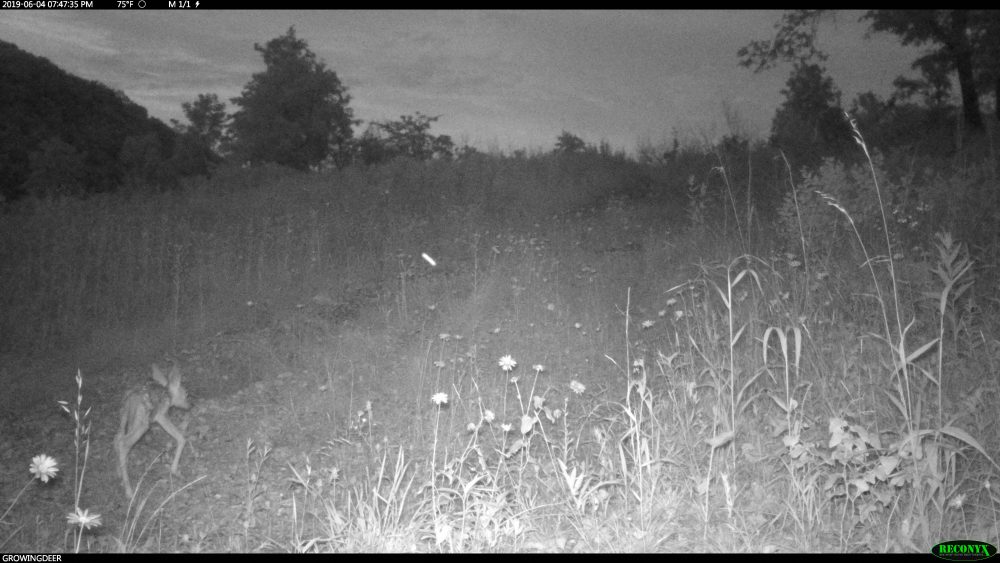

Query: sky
[0,10,925,153]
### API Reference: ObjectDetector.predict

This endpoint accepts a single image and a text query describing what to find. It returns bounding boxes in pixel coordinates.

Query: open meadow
[2,128,999,552]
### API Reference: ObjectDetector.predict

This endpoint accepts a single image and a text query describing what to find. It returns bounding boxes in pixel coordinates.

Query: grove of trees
[2,12,997,203]
[739,10,1000,167]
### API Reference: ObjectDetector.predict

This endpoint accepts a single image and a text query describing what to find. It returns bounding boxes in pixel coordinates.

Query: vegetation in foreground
[2,10,999,553]
[2,117,998,552]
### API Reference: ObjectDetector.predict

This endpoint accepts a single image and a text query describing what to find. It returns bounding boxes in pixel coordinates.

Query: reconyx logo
[931,540,997,561]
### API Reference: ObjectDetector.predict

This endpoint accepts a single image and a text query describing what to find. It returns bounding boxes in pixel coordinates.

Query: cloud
[0,13,119,57]
[4,11,922,152]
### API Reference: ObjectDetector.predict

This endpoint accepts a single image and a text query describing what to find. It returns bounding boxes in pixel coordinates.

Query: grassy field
[1,132,998,552]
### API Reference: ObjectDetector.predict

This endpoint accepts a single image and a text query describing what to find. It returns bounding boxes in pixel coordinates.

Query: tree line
[0,27,459,202]
[3,13,996,202]
[740,10,1000,169]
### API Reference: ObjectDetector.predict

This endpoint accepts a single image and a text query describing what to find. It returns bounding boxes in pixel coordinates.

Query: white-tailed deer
[114,363,190,498]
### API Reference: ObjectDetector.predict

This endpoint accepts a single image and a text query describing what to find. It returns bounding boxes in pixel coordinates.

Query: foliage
[918,161,1000,245]
[554,131,586,154]
[738,9,830,72]
[0,39,181,200]
[743,10,1000,176]
[776,155,907,260]
[20,137,88,199]
[737,13,853,168]
[228,27,356,170]
[639,134,788,226]
[170,93,227,169]
[848,92,958,154]
[167,132,215,180]
[770,63,852,169]
[3,140,1000,551]
[177,94,228,154]
[166,94,229,179]
[5,18,1000,554]
[0,150,649,355]
[354,113,454,165]
[119,132,170,189]
[864,10,1000,129]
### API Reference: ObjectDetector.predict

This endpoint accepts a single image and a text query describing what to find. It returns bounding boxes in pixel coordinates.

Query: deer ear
[151,363,168,386]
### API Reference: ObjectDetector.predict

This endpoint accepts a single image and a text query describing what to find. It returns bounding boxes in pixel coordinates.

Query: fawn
[114,363,190,498]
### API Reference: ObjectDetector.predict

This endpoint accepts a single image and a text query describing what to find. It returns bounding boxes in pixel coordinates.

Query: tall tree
[738,10,830,72]
[970,11,1000,122]
[865,10,987,130]
[229,27,355,170]
[169,93,228,177]
[376,113,453,161]
[173,93,227,156]
[554,131,586,154]
[738,12,848,165]
[354,113,454,165]
[771,63,851,167]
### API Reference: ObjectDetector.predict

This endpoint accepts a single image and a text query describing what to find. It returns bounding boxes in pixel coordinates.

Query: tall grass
[0,151,646,358]
[3,121,999,552]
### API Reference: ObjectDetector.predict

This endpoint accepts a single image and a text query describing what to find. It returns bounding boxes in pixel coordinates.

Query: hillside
[0,39,177,199]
